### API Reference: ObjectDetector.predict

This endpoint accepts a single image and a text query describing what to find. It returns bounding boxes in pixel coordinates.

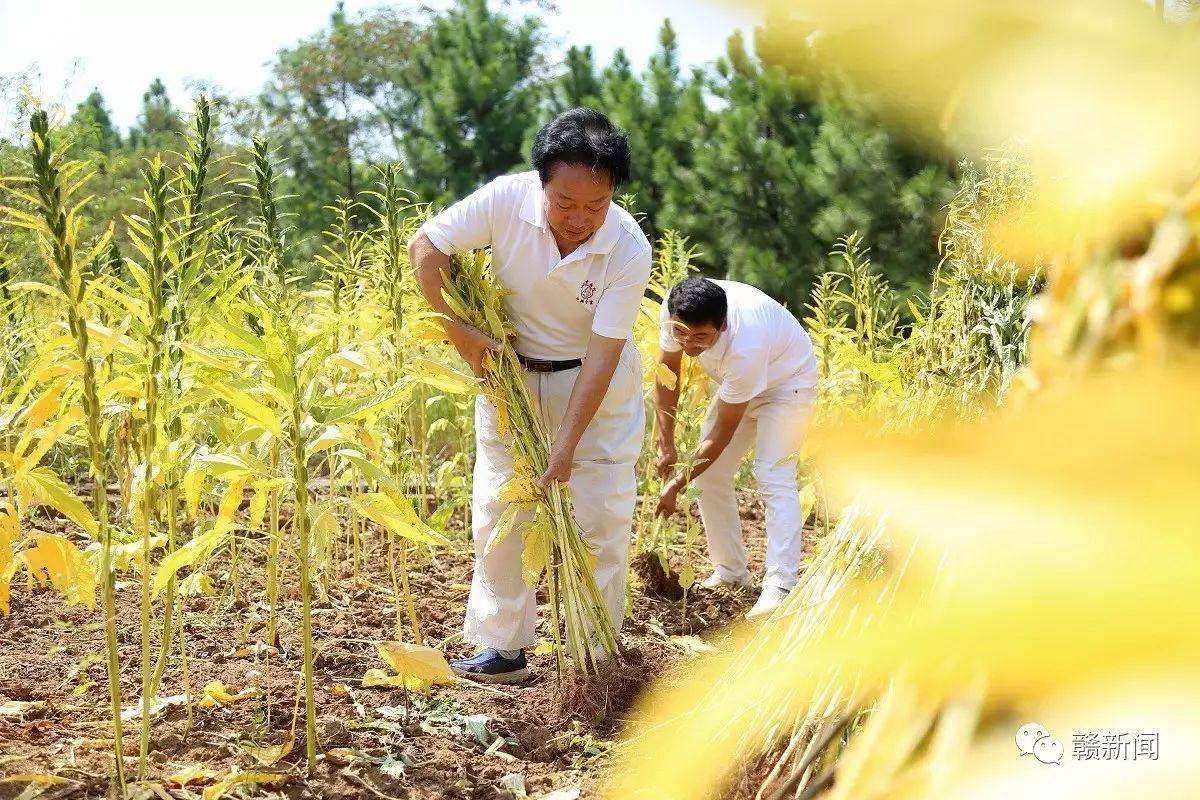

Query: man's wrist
[552,437,578,459]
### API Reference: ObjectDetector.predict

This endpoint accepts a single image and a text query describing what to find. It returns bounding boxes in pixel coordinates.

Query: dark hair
[667,276,727,328]
[531,108,631,187]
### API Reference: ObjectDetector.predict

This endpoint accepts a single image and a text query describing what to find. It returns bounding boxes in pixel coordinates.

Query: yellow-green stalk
[2,110,128,794]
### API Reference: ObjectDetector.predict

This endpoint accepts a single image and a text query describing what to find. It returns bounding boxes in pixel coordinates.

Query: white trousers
[464,342,645,650]
[693,386,816,592]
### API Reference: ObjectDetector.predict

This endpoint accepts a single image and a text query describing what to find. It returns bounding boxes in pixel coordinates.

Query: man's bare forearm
[655,350,683,449]
[409,233,455,318]
[655,382,679,448]
[668,399,748,491]
[408,232,486,360]
[673,433,730,489]
[556,335,624,456]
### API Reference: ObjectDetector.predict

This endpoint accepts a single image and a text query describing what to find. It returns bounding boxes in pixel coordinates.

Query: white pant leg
[543,342,645,637]
[751,390,815,591]
[464,342,644,648]
[693,398,757,584]
[464,390,538,650]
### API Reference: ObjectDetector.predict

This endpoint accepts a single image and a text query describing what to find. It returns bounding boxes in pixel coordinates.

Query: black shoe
[450,648,530,684]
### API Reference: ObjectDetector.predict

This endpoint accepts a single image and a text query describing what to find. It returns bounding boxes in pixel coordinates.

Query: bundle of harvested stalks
[440,249,619,675]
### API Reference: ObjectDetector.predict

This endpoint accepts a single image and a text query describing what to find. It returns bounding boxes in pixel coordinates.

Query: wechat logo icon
[1016,722,1063,764]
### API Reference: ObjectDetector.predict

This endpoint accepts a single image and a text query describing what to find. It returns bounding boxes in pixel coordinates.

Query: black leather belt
[517,354,583,373]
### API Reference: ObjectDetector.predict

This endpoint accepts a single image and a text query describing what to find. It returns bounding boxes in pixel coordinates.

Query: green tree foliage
[401,0,546,205]
[655,14,953,308]
[128,78,184,150]
[3,0,956,304]
[547,45,603,112]
[260,1,422,234]
[69,90,122,154]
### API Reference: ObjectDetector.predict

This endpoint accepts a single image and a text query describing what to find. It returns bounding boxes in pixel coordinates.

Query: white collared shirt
[418,170,652,360]
[660,279,818,404]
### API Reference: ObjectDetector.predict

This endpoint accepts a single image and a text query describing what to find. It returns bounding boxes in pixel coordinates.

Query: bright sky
[0,0,760,134]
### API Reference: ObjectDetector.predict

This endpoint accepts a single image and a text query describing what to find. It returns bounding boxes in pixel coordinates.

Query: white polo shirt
[418,170,652,361]
[660,279,818,404]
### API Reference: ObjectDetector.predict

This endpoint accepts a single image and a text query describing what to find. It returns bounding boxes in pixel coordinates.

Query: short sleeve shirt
[418,171,652,360]
[660,279,818,404]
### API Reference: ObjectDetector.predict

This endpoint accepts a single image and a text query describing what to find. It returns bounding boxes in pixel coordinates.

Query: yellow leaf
[521,520,550,589]
[496,476,540,505]
[326,747,357,764]
[216,477,247,525]
[167,766,220,787]
[484,501,532,558]
[0,774,70,785]
[761,0,1200,258]
[669,635,717,654]
[405,356,481,395]
[495,397,511,437]
[0,700,46,716]
[76,738,113,749]
[655,362,678,391]
[361,667,430,692]
[406,315,447,344]
[183,469,205,520]
[329,349,370,372]
[0,503,17,614]
[351,492,449,546]
[532,642,559,656]
[605,369,1200,800]
[305,424,351,459]
[374,642,456,685]
[209,383,283,436]
[177,572,216,597]
[240,736,294,766]
[197,680,258,709]
[15,379,65,441]
[248,483,270,530]
[153,524,234,597]
[19,534,96,609]
[17,468,98,538]
[800,481,817,527]
[201,770,286,800]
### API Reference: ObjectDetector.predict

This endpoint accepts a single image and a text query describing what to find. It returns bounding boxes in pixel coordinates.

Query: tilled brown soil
[0,490,807,800]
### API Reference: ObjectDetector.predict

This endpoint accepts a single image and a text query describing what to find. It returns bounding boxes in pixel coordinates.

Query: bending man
[654,276,818,619]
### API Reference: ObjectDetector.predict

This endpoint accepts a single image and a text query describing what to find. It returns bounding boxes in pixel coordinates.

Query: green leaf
[192,451,277,482]
[333,450,404,499]
[205,317,269,361]
[320,382,412,424]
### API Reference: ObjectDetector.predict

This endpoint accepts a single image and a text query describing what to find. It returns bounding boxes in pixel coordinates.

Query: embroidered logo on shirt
[578,279,597,306]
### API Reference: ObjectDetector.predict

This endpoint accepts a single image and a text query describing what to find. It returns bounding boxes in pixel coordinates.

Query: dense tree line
[5,0,955,308]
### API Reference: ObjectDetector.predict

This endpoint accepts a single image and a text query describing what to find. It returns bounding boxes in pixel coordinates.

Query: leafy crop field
[5,1,1200,797]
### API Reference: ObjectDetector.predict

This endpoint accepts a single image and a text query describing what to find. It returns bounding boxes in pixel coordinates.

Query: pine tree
[658,17,954,308]
[402,0,545,205]
[128,78,184,150]
[547,45,603,112]
[69,90,121,154]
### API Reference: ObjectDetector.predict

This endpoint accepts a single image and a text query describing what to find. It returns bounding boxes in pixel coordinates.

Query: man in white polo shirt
[654,276,818,620]
[408,108,650,683]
